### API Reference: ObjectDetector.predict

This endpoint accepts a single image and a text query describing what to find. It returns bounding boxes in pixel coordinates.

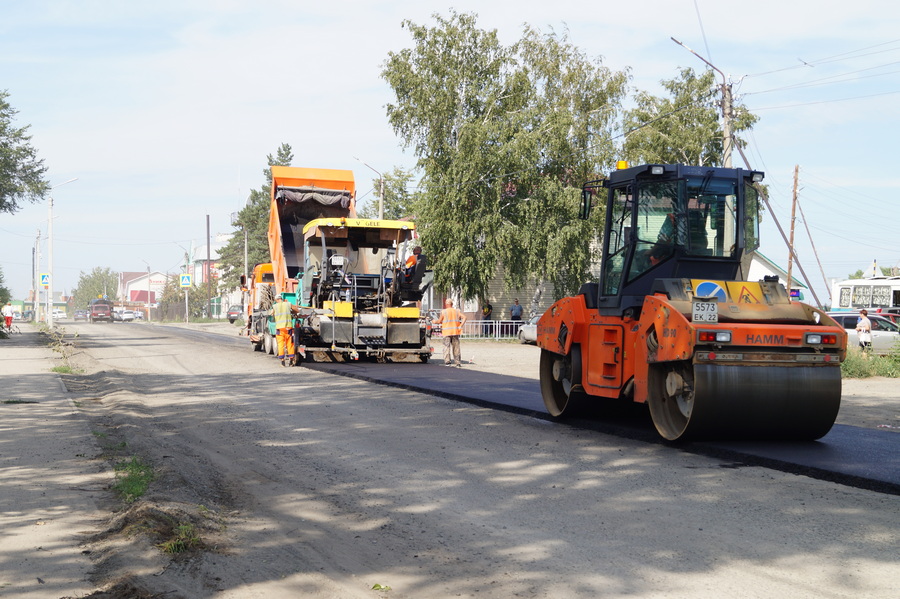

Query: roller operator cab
[537,163,847,441]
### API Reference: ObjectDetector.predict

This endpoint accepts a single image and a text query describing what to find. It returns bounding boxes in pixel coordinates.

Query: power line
[746,38,900,78]
[746,88,900,111]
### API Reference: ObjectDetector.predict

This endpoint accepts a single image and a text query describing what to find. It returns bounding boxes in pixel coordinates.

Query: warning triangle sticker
[737,285,761,304]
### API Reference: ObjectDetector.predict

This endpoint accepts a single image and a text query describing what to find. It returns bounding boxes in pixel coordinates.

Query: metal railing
[431,319,525,340]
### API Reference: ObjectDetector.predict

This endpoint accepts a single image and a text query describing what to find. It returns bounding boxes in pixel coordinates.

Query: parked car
[226,305,243,324]
[121,310,135,322]
[52,309,67,320]
[826,312,900,355]
[517,315,540,344]
[132,310,143,320]
[74,309,89,322]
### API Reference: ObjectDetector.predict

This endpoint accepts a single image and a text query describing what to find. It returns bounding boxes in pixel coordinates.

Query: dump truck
[243,166,432,363]
[537,163,847,441]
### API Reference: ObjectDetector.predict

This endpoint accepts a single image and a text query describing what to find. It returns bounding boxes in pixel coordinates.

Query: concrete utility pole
[34,229,40,318]
[206,215,212,319]
[671,37,733,167]
[786,165,800,301]
[46,177,78,328]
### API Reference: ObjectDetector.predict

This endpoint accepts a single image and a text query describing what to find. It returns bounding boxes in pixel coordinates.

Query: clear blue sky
[2,0,898,306]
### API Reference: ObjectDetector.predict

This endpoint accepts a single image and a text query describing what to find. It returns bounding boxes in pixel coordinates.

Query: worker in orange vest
[273,296,297,366]
[432,298,467,367]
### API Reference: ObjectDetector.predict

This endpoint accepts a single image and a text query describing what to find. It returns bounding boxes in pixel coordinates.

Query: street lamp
[354,156,384,220]
[47,177,78,329]
[671,37,734,168]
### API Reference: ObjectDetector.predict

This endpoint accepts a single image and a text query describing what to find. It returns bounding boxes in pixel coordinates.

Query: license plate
[692,298,719,323]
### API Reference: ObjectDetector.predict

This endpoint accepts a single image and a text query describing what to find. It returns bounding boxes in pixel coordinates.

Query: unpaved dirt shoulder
[0,328,110,599]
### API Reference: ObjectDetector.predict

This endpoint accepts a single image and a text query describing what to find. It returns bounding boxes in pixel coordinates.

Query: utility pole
[34,229,40,318]
[206,215,212,319]
[786,165,799,301]
[184,250,190,324]
[671,37,733,167]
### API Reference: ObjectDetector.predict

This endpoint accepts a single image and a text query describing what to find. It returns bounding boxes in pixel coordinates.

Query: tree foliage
[217,143,294,292]
[72,267,119,308]
[0,90,49,214]
[357,167,419,220]
[382,12,628,300]
[0,266,10,305]
[622,67,758,166]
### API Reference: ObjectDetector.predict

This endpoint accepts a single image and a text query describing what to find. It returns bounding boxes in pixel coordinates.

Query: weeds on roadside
[841,347,900,378]
[112,456,155,503]
[157,522,202,554]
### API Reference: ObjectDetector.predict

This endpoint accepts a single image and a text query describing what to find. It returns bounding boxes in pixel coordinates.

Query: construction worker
[273,296,296,366]
[403,246,423,282]
[433,298,466,367]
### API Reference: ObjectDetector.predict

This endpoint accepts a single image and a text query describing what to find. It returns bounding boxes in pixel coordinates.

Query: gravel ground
[3,320,896,599]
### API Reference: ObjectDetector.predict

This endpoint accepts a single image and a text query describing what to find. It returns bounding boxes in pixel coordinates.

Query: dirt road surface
[1,321,898,598]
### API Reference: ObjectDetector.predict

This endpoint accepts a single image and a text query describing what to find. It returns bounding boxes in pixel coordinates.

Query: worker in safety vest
[273,296,296,366]
[432,298,466,367]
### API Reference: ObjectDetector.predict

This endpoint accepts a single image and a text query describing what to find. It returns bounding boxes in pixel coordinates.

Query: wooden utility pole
[786,165,799,300]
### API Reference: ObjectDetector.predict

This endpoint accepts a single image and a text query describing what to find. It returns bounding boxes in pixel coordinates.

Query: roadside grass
[157,522,203,554]
[51,365,76,374]
[112,456,155,503]
[841,346,900,378]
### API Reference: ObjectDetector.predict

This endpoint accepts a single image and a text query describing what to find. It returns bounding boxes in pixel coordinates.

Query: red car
[226,305,243,324]
[90,303,112,323]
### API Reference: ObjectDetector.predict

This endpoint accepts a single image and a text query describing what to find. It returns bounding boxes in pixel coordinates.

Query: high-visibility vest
[439,308,463,337]
[274,300,293,330]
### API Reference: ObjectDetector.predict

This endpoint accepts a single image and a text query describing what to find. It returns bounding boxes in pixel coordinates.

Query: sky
[2,0,899,307]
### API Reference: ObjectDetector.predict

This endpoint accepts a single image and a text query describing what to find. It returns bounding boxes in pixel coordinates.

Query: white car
[52,309,67,320]
[121,310,135,322]
[826,312,900,355]
[517,315,540,344]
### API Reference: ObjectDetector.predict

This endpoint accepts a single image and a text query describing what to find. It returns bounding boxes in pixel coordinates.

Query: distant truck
[242,166,432,363]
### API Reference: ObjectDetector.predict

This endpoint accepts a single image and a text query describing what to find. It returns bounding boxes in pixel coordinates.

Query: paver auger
[536,163,847,441]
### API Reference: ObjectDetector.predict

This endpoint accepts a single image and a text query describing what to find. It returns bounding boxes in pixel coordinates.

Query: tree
[357,167,419,220]
[72,267,119,308]
[382,12,628,300]
[494,25,627,298]
[622,67,758,166]
[0,266,10,305]
[0,90,49,214]
[217,144,294,292]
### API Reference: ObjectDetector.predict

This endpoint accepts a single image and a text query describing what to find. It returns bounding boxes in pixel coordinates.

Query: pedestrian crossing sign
[179,274,192,287]
[40,273,49,288]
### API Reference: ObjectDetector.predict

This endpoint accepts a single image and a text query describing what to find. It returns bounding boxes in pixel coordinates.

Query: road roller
[536,163,847,441]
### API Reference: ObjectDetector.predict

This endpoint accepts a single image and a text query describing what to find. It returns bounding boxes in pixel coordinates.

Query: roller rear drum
[648,362,841,441]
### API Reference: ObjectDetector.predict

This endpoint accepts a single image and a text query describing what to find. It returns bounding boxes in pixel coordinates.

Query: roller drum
[649,363,842,441]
